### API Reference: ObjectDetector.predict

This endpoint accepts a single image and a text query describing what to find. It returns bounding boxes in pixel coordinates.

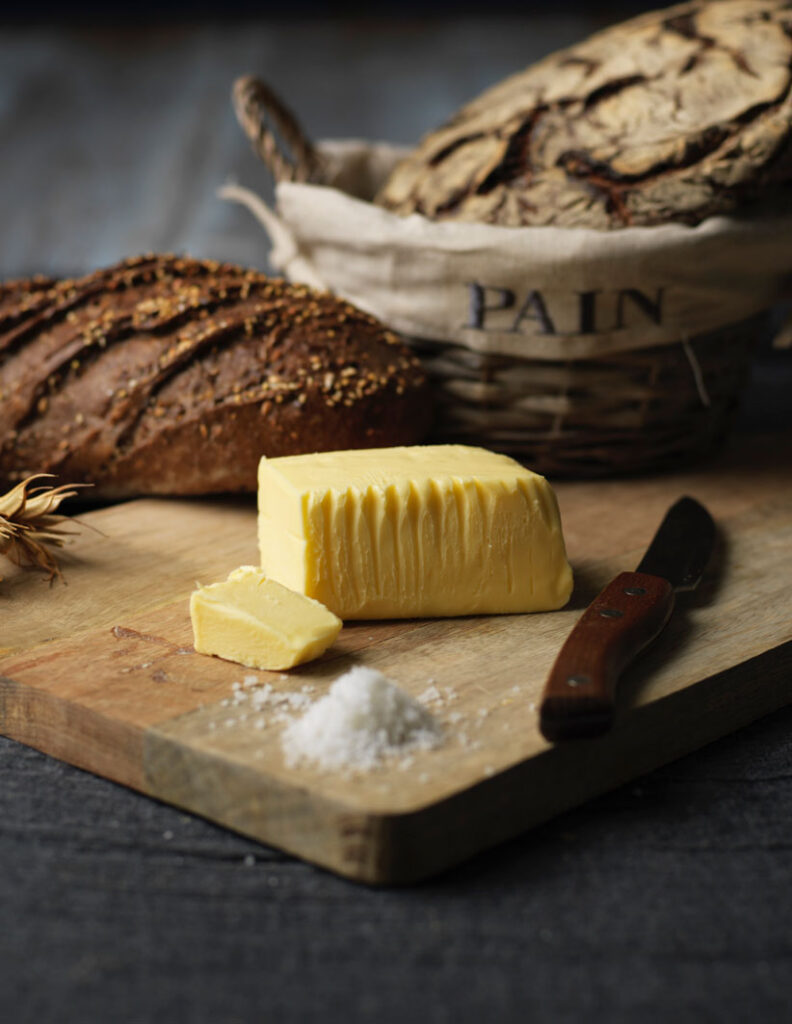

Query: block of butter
[258,445,573,619]
[190,566,342,670]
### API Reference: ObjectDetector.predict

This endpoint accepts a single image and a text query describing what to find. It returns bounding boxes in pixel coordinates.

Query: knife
[539,496,715,742]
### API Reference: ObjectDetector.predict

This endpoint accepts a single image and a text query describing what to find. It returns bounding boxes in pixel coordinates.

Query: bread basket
[223,77,791,476]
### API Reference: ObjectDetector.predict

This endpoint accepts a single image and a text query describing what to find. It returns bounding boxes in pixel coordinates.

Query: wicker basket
[227,77,782,477]
[410,317,762,476]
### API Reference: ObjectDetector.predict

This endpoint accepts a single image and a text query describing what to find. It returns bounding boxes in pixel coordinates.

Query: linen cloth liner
[222,139,792,361]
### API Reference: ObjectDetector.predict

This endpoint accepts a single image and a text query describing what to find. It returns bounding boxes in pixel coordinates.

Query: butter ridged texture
[190,566,342,670]
[258,445,573,619]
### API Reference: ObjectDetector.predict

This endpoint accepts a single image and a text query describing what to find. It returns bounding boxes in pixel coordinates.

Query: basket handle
[232,75,321,184]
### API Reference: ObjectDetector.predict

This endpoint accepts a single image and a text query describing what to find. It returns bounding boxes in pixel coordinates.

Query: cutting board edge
[0,673,148,793]
[375,637,792,883]
[136,638,792,884]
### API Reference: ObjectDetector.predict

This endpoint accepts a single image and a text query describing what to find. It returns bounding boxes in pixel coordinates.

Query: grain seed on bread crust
[0,255,431,497]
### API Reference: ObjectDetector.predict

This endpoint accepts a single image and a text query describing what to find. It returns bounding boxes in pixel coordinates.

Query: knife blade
[539,496,715,742]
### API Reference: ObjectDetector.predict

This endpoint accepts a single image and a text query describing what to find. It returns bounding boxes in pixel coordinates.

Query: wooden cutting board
[1,434,790,884]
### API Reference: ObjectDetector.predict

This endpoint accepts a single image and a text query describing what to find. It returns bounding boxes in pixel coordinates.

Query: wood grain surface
[1,433,790,882]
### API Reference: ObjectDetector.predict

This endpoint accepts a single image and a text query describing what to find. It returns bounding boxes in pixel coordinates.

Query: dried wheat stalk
[0,475,85,581]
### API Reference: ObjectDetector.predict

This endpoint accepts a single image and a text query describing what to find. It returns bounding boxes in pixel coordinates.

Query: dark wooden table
[1,12,791,1022]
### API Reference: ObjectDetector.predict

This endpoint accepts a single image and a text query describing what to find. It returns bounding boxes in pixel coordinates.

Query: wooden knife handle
[540,571,675,742]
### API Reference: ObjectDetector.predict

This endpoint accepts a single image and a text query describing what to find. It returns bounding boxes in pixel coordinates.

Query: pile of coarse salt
[282,666,442,772]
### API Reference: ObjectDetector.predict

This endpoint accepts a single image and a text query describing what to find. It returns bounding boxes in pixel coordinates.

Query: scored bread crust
[377,0,792,229]
[0,255,431,497]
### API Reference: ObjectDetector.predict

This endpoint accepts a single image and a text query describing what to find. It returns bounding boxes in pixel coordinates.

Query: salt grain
[418,683,442,704]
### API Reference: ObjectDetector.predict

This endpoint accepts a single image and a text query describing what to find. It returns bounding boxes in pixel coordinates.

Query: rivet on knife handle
[539,571,675,742]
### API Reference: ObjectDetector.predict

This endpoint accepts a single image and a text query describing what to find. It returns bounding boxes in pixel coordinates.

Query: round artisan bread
[376,0,792,229]
[0,255,431,497]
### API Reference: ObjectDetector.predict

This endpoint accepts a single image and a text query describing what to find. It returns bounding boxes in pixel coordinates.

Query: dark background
[6,1,659,21]
[1,3,791,1022]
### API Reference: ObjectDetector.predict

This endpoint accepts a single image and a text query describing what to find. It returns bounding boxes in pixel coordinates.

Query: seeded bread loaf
[377,0,792,229]
[0,255,431,497]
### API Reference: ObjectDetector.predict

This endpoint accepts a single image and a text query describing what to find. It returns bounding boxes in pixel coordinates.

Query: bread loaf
[0,255,431,497]
[377,0,792,229]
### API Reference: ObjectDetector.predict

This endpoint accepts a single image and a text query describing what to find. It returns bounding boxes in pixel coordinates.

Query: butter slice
[258,445,573,619]
[190,566,342,670]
